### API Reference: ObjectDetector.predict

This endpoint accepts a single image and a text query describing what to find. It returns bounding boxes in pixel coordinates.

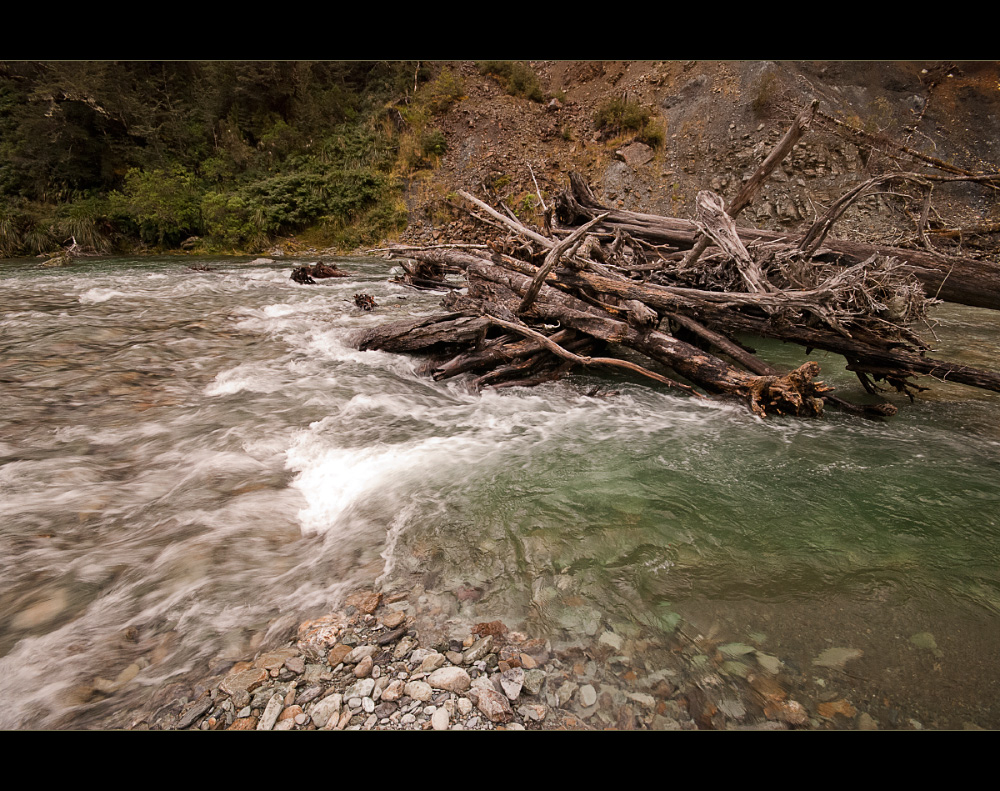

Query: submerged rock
[812,647,864,669]
[143,585,897,732]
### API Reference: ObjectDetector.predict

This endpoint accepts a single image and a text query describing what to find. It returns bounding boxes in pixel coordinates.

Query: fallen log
[291,262,353,284]
[475,260,832,416]
[355,312,490,353]
[454,241,999,395]
[557,172,1000,311]
[369,227,1000,415]
[557,269,1000,394]
[485,314,704,396]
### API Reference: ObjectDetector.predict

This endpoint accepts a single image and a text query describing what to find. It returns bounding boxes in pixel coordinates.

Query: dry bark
[557,172,1000,311]
[468,260,829,416]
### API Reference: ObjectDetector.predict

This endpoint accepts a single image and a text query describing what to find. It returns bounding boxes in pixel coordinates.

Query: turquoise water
[1,255,999,728]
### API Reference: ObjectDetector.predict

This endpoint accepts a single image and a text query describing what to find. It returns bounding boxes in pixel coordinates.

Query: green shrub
[425,67,465,114]
[22,221,58,255]
[0,201,60,256]
[201,192,271,250]
[317,123,399,172]
[398,126,449,173]
[477,61,544,102]
[636,121,665,149]
[491,174,512,191]
[0,205,17,256]
[593,98,664,148]
[55,196,116,252]
[108,166,204,247]
[420,128,448,158]
[257,118,305,164]
[321,195,408,251]
[514,193,536,220]
[594,97,649,134]
[0,197,119,257]
[200,160,402,250]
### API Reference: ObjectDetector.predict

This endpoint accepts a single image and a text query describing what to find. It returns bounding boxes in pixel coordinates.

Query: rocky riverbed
[131,581,971,731]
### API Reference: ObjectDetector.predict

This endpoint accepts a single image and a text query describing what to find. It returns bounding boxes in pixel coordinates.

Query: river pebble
[141,585,934,732]
[257,694,284,731]
[431,707,450,730]
[427,666,471,692]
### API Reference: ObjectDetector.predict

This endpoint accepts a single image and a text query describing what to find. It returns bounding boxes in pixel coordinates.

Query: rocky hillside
[395,60,1000,262]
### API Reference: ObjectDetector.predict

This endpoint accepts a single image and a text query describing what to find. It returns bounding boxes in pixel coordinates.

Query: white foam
[204,363,285,396]
[239,269,289,283]
[284,387,632,537]
[79,287,127,304]
[263,302,304,318]
[287,431,471,536]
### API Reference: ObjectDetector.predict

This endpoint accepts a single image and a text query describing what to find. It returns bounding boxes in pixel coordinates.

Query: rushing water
[2,254,1000,729]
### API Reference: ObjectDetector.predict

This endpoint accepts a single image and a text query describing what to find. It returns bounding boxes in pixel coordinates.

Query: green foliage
[0,207,16,256]
[317,122,399,171]
[0,196,116,256]
[514,193,536,220]
[200,192,269,251]
[636,120,665,148]
[420,128,448,158]
[0,61,418,254]
[320,195,409,251]
[424,68,465,114]
[108,166,204,247]
[54,196,116,252]
[397,117,448,173]
[0,201,57,256]
[477,61,544,102]
[21,220,58,256]
[594,97,649,134]
[593,97,664,148]
[201,159,403,251]
[391,63,465,178]
[257,118,305,164]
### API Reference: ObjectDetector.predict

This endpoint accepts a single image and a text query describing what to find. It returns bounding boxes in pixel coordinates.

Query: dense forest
[0,61,466,257]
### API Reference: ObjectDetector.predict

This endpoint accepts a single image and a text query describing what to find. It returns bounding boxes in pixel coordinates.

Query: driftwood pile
[357,103,1000,419]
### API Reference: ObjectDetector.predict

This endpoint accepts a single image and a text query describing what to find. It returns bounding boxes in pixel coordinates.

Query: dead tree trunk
[556,269,1000,394]
[556,172,1000,311]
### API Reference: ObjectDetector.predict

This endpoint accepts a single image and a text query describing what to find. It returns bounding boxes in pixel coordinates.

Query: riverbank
[135,575,978,732]
[136,585,772,731]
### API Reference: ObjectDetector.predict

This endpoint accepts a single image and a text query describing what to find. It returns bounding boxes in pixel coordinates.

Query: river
[2,254,999,729]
